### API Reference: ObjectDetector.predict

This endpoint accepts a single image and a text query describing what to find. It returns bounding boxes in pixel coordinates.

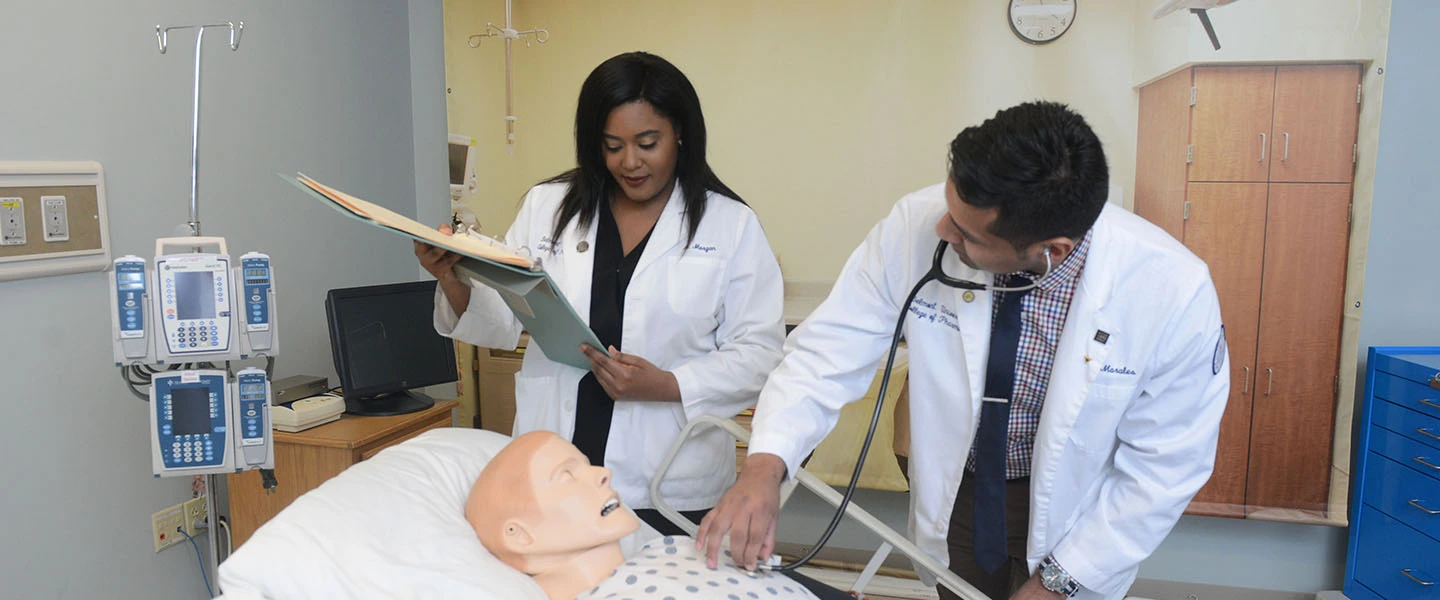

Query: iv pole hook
[155,21,244,237]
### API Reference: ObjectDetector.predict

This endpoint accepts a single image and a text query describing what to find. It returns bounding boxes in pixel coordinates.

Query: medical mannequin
[467,431,639,600]
[467,431,828,600]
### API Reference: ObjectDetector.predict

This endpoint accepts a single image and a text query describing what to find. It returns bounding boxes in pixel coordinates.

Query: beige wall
[446,0,1140,282]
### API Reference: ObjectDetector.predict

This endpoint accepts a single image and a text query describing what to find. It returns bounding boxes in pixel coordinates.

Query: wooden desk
[227,399,457,548]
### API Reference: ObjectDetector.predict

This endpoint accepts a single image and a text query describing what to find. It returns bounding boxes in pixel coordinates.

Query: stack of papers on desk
[282,173,605,371]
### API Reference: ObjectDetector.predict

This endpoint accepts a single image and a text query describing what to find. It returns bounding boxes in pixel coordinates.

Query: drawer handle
[1425,399,1440,411]
[1421,428,1440,443]
[1403,569,1435,586]
[1431,374,1440,390]
[1416,457,1440,470]
[1410,499,1440,515]
[1242,366,1251,395]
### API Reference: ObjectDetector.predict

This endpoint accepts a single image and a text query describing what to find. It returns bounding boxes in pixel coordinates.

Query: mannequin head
[466,431,640,597]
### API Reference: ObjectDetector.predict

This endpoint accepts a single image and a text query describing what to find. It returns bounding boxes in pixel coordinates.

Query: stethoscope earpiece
[926,240,1052,293]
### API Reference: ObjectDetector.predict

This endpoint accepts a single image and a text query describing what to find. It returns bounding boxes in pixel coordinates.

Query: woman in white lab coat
[414,52,785,535]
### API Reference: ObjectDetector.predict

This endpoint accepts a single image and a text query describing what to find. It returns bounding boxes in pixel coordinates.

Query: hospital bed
[216,420,990,600]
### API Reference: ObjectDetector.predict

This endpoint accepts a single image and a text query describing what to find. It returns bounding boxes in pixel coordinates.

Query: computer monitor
[324,280,457,416]
[448,133,478,200]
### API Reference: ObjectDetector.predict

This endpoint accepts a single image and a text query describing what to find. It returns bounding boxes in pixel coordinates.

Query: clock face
[1009,0,1076,45]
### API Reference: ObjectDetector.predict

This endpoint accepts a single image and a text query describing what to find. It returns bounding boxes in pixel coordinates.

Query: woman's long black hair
[544,51,743,248]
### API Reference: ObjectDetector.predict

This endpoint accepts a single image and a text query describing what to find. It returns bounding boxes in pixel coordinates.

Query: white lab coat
[747,184,1228,599]
[436,181,786,512]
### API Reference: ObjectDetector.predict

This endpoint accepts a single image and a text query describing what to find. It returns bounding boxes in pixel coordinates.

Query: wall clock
[1009,0,1076,45]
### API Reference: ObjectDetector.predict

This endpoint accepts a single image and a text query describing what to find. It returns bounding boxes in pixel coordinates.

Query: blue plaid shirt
[967,230,1091,479]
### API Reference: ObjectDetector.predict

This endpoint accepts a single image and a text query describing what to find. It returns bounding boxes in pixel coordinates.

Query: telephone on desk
[272,393,345,432]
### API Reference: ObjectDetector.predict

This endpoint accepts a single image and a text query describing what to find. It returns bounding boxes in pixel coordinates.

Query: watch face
[1008,0,1076,45]
[1041,565,1066,590]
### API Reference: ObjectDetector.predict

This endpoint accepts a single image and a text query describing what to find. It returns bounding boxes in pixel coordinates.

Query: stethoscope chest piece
[962,290,976,303]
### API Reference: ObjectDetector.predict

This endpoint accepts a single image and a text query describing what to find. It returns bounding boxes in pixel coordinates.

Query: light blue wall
[1355,4,1439,350]
[0,1,446,597]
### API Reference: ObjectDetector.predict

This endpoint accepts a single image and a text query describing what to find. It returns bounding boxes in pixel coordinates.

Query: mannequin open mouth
[601,497,620,517]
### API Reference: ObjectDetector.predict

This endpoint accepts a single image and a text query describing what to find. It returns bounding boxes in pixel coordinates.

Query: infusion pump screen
[175,272,217,319]
[172,387,212,436]
[118,272,144,290]
[243,268,269,282]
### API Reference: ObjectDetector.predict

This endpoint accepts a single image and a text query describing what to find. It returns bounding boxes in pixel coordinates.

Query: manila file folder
[281,173,605,371]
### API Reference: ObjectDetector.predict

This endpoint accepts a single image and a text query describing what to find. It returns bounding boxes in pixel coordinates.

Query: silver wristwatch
[1039,555,1081,597]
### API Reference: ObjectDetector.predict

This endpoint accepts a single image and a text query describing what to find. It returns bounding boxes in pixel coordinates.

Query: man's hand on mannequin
[695,453,786,570]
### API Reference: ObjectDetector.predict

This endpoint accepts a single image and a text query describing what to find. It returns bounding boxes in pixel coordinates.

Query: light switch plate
[0,197,24,246]
[42,195,68,242]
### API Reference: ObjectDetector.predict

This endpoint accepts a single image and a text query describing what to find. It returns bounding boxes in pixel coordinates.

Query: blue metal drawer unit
[1347,346,1440,600]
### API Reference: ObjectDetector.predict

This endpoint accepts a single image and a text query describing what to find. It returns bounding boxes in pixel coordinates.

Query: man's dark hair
[947,101,1109,249]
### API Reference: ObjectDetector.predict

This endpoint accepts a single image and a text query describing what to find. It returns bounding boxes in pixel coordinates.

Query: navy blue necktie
[973,275,1032,574]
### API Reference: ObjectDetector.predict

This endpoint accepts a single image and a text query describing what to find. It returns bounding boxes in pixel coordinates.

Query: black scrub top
[572,200,655,467]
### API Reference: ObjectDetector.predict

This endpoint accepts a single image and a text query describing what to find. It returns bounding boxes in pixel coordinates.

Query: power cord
[176,526,214,598]
[217,516,233,562]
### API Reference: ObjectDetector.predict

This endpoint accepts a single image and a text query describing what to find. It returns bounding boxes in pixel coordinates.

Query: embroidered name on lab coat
[1100,364,1137,376]
[689,243,717,253]
[907,297,960,332]
[536,236,563,255]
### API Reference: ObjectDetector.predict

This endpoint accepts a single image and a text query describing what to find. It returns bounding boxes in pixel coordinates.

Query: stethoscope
[771,240,1053,573]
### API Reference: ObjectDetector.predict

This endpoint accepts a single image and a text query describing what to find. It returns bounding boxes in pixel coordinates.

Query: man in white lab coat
[697,101,1229,600]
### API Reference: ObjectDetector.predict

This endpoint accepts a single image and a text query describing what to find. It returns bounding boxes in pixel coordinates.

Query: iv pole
[155,21,243,598]
[468,0,548,154]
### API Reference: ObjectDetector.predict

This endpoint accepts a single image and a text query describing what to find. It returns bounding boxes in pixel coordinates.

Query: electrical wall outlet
[0,197,24,246]
[151,502,187,552]
[183,495,209,536]
[41,195,68,242]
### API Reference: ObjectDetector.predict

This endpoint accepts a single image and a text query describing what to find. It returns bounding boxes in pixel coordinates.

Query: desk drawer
[1353,510,1440,599]
[1369,426,1440,484]
[1374,372,1440,422]
[1374,399,1440,452]
[1364,450,1440,541]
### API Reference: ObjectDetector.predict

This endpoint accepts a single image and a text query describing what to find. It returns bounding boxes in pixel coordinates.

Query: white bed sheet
[218,427,659,600]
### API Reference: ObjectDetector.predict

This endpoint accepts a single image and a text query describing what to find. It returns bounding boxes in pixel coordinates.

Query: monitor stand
[343,390,436,417]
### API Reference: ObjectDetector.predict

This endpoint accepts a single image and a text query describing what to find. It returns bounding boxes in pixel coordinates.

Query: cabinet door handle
[1410,499,1440,515]
[1265,368,1273,396]
[1403,569,1435,586]
[1422,399,1440,411]
[1282,132,1290,162]
[1420,428,1440,443]
[1242,366,1251,395]
[1259,132,1267,162]
[1416,457,1440,470]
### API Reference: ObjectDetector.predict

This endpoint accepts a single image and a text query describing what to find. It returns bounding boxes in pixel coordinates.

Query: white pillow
[219,427,546,599]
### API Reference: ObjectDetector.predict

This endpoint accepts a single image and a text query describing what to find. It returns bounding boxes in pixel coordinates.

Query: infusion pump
[109,236,279,477]
[109,237,278,366]
[148,367,273,477]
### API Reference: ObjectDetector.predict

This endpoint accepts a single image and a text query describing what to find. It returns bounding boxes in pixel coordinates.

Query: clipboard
[281,173,607,371]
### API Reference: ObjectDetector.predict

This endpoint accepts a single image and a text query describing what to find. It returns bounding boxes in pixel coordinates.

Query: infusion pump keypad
[174,322,221,349]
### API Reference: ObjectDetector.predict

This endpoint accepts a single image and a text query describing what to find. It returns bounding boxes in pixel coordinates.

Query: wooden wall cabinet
[1135,63,1360,523]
